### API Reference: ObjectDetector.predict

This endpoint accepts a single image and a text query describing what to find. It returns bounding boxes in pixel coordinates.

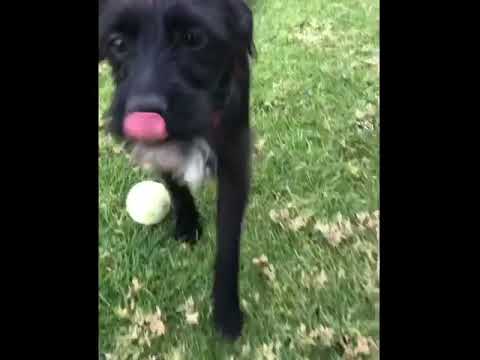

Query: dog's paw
[213,304,244,340]
[174,215,202,243]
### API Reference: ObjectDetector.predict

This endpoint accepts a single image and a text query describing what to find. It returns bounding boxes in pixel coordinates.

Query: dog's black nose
[126,94,168,115]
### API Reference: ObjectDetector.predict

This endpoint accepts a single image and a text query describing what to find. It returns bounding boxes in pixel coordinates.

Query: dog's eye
[183,31,197,46]
[108,34,129,58]
[172,29,206,49]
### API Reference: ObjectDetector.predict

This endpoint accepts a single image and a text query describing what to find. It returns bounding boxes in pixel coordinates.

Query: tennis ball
[126,180,171,225]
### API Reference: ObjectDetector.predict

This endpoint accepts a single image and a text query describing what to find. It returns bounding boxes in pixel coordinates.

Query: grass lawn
[99,0,379,359]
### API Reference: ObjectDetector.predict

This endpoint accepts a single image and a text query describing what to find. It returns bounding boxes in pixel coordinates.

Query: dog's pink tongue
[123,112,168,141]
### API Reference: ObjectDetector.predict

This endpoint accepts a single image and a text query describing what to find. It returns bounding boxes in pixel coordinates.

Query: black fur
[99,0,254,339]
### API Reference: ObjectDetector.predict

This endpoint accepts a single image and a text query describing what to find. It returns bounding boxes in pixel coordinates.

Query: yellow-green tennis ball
[126,180,171,225]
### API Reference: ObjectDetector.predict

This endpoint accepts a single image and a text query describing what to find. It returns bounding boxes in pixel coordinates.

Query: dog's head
[99,0,254,142]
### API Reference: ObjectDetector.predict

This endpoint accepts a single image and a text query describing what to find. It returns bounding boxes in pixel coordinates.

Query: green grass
[99,0,379,359]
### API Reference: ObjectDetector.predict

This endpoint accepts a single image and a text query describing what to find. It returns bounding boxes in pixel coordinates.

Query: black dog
[99,0,254,339]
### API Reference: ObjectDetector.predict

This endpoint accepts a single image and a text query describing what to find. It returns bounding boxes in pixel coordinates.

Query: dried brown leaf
[354,336,370,356]
[132,278,142,293]
[255,138,267,153]
[288,216,308,231]
[269,209,290,227]
[256,343,277,360]
[166,347,185,360]
[178,297,199,325]
[252,254,269,267]
[148,316,166,336]
[314,269,328,289]
[288,211,314,231]
[241,343,251,357]
[186,311,199,325]
[115,307,129,319]
[355,109,366,120]
[355,211,369,224]
[145,307,166,337]
[318,326,335,346]
[252,255,276,282]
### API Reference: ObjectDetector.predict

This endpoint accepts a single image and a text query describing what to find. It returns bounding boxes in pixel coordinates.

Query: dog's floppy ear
[228,0,255,58]
[99,0,109,62]
[99,0,108,13]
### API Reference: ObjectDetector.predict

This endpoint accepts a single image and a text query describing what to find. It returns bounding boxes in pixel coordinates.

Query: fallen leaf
[288,210,314,231]
[363,56,379,66]
[130,324,141,340]
[113,145,124,154]
[255,138,267,153]
[354,336,370,356]
[186,311,199,325]
[288,216,308,231]
[296,323,316,347]
[314,221,330,234]
[355,211,369,225]
[318,326,335,346]
[252,255,276,281]
[262,266,276,282]
[132,308,146,326]
[145,308,166,337]
[342,219,354,237]
[252,254,269,267]
[178,297,199,325]
[355,109,366,120]
[347,162,361,177]
[132,278,142,293]
[185,297,195,312]
[274,340,282,353]
[314,213,365,246]
[340,336,355,359]
[166,347,185,360]
[148,317,166,336]
[269,209,290,227]
[325,226,343,247]
[241,298,250,312]
[314,269,328,288]
[366,216,378,230]
[256,343,276,360]
[365,103,377,116]
[115,307,129,319]
[368,337,379,352]
[139,332,151,348]
[241,343,251,357]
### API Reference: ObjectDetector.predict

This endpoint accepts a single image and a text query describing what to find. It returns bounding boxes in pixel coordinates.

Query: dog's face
[99,0,253,141]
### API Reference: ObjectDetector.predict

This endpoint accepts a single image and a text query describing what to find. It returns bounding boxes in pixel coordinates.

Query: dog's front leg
[213,129,250,340]
[164,176,202,243]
